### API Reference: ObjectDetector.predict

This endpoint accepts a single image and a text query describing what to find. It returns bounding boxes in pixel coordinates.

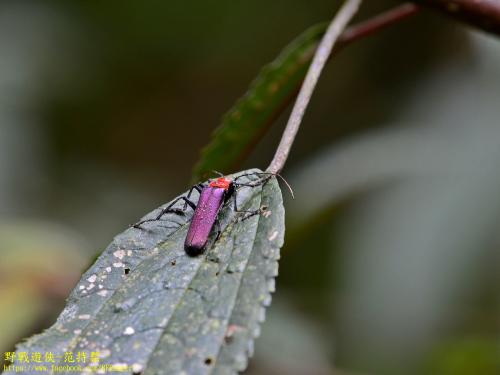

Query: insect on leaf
[191,24,327,182]
[7,169,284,375]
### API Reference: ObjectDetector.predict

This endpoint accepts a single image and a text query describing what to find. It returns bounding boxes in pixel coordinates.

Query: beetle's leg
[234,172,272,188]
[232,191,262,217]
[234,175,272,189]
[132,196,196,228]
[235,172,295,199]
[234,196,263,222]
[239,210,261,222]
[214,219,222,242]
[235,180,268,189]
[233,171,264,180]
[194,183,205,193]
[183,183,205,210]
[187,183,204,198]
[231,174,272,221]
[234,171,274,182]
[233,172,264,183]
[232,176,267,214]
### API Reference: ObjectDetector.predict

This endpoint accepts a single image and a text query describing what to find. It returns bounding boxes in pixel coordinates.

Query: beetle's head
[209,176,233,190]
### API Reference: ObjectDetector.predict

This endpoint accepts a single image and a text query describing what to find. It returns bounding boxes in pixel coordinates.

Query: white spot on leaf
[87,275,97,283]
[268,230,278,241]
[113,250,126,259]
[132,364,143,373]
[124,326,135,335]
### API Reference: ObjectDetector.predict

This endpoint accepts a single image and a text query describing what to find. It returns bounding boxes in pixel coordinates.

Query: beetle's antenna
[274,172,295,199]
[212,170,224,177]
[258,172,295,199]
[234,171,295,199]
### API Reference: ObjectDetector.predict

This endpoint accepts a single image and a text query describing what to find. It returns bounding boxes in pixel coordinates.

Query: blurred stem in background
[266,0,362,174]
[412,0,500,35]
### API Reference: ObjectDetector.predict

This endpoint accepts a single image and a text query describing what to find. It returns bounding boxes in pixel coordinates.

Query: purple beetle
[184,176,235,256]
[134,173,270,256]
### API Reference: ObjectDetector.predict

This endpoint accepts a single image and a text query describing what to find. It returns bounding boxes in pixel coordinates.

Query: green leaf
[191,24,327,182]
[7,169,284,375]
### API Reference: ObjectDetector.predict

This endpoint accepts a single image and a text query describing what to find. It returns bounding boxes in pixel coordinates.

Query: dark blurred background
[1,0,499,374]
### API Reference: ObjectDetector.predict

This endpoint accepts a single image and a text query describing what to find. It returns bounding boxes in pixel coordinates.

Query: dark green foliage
[191,24,326,182]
